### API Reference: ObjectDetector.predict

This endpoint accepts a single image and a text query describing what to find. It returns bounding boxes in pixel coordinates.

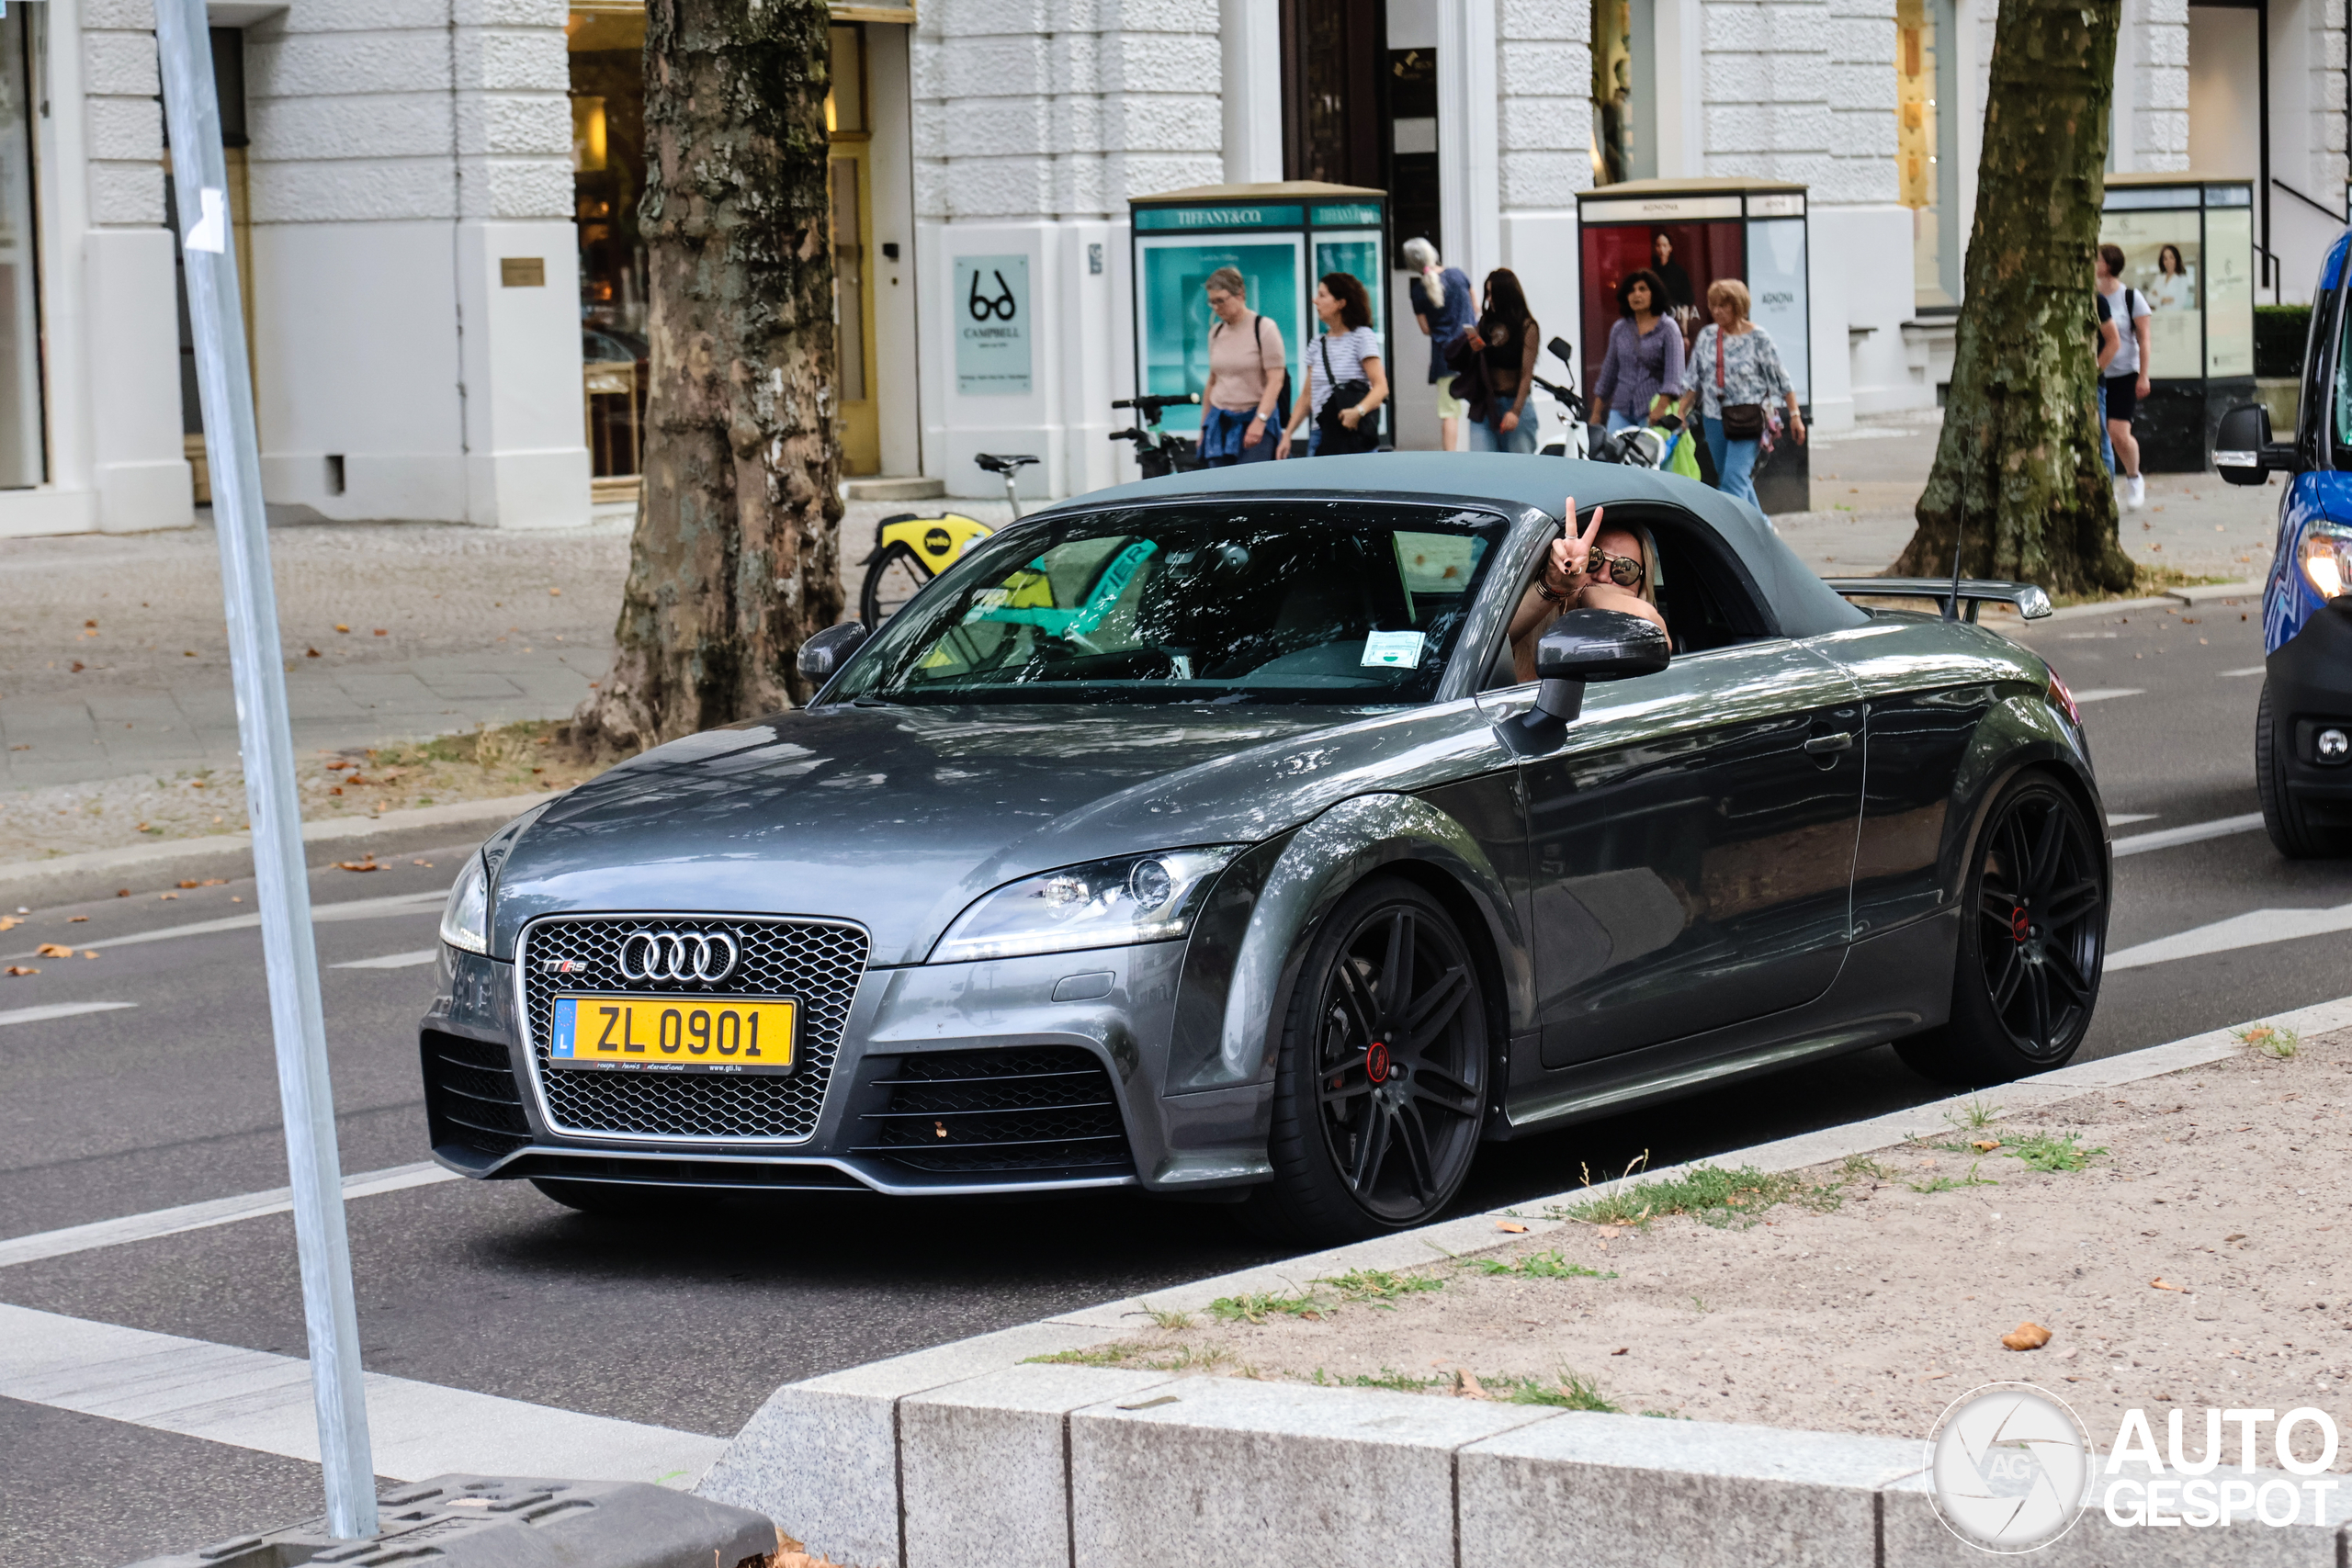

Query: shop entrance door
[828,23,879,476]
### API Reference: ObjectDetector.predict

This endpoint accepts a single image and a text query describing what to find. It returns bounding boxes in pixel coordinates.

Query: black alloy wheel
[859,541,933,627]
[2256,682,2352,857]
[1897,773,2108,1086]
[1248,876,1490,1243]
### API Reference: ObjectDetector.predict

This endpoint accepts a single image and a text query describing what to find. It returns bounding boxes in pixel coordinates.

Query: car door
[1515,637,1866,1069]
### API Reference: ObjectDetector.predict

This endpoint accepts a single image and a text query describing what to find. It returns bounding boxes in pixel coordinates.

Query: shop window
[569,4,648,486]
[1591,0,1655,186]
[1897,0,1959,306]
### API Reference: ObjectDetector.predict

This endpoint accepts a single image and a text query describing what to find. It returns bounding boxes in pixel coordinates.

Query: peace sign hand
[1544,500,1605,594]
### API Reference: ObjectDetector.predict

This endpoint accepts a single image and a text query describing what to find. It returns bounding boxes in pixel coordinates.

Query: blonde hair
[1204,265,1246,299]
[1705,277,1752,322]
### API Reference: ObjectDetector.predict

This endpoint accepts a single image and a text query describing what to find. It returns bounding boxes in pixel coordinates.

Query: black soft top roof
[1046,452,1867,638]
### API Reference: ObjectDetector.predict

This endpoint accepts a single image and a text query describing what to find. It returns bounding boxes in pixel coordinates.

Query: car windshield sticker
[1361,630,1428,669]
[1394,532,1480,621]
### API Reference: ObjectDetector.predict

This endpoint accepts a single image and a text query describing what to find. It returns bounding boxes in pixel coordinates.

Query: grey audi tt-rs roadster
[420,453,2108,1242]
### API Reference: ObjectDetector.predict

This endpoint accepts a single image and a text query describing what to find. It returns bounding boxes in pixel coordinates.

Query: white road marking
[2105,813,2158,827]
[0,1163,458,1270]
[4,888,444,961]
[2110,812,2267,857]
[2220,666,2267,678]
[0,1001,137,1028]
[2061,632,2120,639]
[2108,901,2352,972]
[2073,687,2146,703]
[333,950,437,970]
[0,1303,725,1486]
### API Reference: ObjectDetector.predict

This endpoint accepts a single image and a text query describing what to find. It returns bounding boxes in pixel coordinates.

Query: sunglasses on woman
[1586,547,1645,588]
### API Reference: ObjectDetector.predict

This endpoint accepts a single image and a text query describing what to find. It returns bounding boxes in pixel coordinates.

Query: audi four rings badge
[616,929,741,984]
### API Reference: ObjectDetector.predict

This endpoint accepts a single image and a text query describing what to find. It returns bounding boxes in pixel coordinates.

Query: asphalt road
[7,592,2350,1564]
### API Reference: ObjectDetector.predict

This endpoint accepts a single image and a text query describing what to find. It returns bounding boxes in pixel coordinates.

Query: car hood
[489,703,1404,964]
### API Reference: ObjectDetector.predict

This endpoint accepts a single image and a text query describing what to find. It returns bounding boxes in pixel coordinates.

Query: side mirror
[1498,608,1671,755]
[797,621,869,684]
[1547,335,1575,366]
[2214,402,2294,487]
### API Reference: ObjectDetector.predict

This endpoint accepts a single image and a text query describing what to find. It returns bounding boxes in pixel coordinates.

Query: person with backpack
[2097,243,2153,510]
[1200,267,1287,465]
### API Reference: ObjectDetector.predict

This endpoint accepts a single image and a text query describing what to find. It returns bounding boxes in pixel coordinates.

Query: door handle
[1803,731,1854,756]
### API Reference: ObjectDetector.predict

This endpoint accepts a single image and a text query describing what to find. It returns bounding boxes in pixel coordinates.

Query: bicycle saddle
[974,453,1040,474]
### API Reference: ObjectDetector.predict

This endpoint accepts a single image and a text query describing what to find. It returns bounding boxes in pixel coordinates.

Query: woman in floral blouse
[1675,277,1804,510]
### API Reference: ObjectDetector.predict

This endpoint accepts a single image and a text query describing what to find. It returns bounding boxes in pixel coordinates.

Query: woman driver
[1507,499,1667,683]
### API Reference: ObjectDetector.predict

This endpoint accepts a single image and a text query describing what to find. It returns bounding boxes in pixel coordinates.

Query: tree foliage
[1893,0,2137,597]
[576,0,843,756]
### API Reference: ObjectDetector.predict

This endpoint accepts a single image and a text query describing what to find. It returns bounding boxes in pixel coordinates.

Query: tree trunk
[574,0,842,756]
[1890,0,2137,598]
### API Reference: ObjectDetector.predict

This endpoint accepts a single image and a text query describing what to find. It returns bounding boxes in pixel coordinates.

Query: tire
[859,541,933,627]
[1895,773,2109,1087]
[2256,682,2352,858]
[1244,876,1491,1245]
[530,1178,700,1219]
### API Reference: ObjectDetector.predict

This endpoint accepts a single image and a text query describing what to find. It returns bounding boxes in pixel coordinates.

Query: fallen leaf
[1611,1346,1629,1356]
[548,586,561,595]
[306,647,322,658]
[1453,1368,1489,1400]
[67,916,86,923]
[83,617,95,627]
[160,893,177,900]
[114,889,129,898]
[2152,1279,2186,1292]
[372,628,388,637]
[35,943,74,957]
[1972,1139,2001,1153]
[178,880,200,888]
[80,950,98,960]
[335,624,350,633]
[412,860,434,868]
[1496,1220,1529,1234]
[1595,1225,1623,1239]
[2001,1322,2052,1351]
[325,760,352,771]
[69,660,83,672]
[4,965,37,976]
[183,650,197,658]
[335,856,380,873]
[327,786,343,795]
[2224,1233,2246,1243]
[0,918,17,931]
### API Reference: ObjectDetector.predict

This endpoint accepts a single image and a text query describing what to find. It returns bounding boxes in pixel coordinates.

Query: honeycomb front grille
[519,915,869,1142]
[854,1045,1133,1175]
[423,1030,531,1159]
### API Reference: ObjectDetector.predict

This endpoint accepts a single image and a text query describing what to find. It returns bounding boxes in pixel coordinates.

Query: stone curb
[695,994,2352,1567]
[0,793,555,909]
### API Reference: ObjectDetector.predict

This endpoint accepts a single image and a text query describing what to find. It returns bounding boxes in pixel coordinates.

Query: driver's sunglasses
[1587,547,1646,588]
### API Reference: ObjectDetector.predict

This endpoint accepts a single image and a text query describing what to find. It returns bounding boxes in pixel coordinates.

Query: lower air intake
[855,1045,1134,1176]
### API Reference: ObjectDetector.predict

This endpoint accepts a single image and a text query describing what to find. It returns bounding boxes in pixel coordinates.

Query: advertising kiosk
[1127,182,1392,445]
[2098,174,2256,472]
[1575,178,1813,513]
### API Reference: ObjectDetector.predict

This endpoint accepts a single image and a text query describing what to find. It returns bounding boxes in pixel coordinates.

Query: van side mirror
[2215,402,2295,487]
[797,621,869,684]
[1498,608,1671,755]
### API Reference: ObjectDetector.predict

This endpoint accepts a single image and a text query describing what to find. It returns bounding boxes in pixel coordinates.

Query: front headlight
[439,852,491,955]
[2301,520,2352,600]
[932,847,1244,963]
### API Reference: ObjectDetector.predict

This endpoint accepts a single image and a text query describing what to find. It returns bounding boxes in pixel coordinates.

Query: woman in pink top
[1201,267,1286,465]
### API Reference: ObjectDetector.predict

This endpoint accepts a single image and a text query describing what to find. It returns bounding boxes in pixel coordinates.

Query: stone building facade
[5,0,2343,537]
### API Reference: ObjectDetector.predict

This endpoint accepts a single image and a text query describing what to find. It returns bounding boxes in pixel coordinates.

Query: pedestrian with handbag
[1675,277,1804,509]
[1279,272,1386,458]
[1449,268,1541,453]
[1589,267,1685,437]
[1199,266,1287,466]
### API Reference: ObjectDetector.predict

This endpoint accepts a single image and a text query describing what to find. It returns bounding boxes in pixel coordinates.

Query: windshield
[829,501,1508,705]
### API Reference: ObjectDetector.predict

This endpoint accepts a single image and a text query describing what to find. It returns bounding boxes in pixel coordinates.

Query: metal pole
[152,0,379,1538]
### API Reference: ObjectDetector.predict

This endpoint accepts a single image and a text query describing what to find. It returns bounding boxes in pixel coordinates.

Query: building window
[1591,0,1655,186]
[569,4,648,485]
[1280,0,1385,187]
[0,7,44,489]
[1897,0,1959,306]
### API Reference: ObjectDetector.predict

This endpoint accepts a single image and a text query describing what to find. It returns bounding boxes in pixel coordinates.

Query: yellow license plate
[548,994,797,1076]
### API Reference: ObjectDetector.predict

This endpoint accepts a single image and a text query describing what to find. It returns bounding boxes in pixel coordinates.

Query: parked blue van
[2216,232,2352,857]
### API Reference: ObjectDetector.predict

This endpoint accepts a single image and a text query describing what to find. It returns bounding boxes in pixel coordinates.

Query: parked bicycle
[1109,393,1204,479]
[855,452,1035,626]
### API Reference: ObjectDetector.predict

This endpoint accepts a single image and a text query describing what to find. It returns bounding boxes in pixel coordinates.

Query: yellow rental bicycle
[856,452,1035,626]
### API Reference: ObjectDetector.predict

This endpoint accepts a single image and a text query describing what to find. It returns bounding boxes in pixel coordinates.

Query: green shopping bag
[1656,424,1702,481]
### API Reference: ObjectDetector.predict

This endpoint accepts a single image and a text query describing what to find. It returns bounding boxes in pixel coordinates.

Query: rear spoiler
[1821,577,2054,623]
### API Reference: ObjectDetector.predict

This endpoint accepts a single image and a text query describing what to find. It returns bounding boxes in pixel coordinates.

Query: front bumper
[418,937,1276,1199]
[2267,597,2352,825]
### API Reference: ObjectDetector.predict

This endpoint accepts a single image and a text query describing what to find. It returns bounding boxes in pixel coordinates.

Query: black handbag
[1714,329,1766,441]
[1317,335,1375,451]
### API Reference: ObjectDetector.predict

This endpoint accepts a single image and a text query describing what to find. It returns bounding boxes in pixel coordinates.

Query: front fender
[1183,791,1526,1093]
[1940,693,2109,906]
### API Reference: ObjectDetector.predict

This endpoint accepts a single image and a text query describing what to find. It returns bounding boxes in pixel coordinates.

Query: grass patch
[1948,1098,2002,1131]
[1470,1250,1616,1280]
[1555,1164,1841,1229]
[1494,1371,1620,1411]
[2237,1023,2301,1059]
[2005,1133,2106,1173]
[1907,1160,1999,1194]
[1207,1269,1444,1324]
[1841,1154,1897,1183]
[1026,1342,1230,1373]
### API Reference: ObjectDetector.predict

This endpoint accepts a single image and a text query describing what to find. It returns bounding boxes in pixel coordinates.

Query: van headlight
[439,852,491,955]
[2301,520,2352,601]
[932,847,1243,963]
